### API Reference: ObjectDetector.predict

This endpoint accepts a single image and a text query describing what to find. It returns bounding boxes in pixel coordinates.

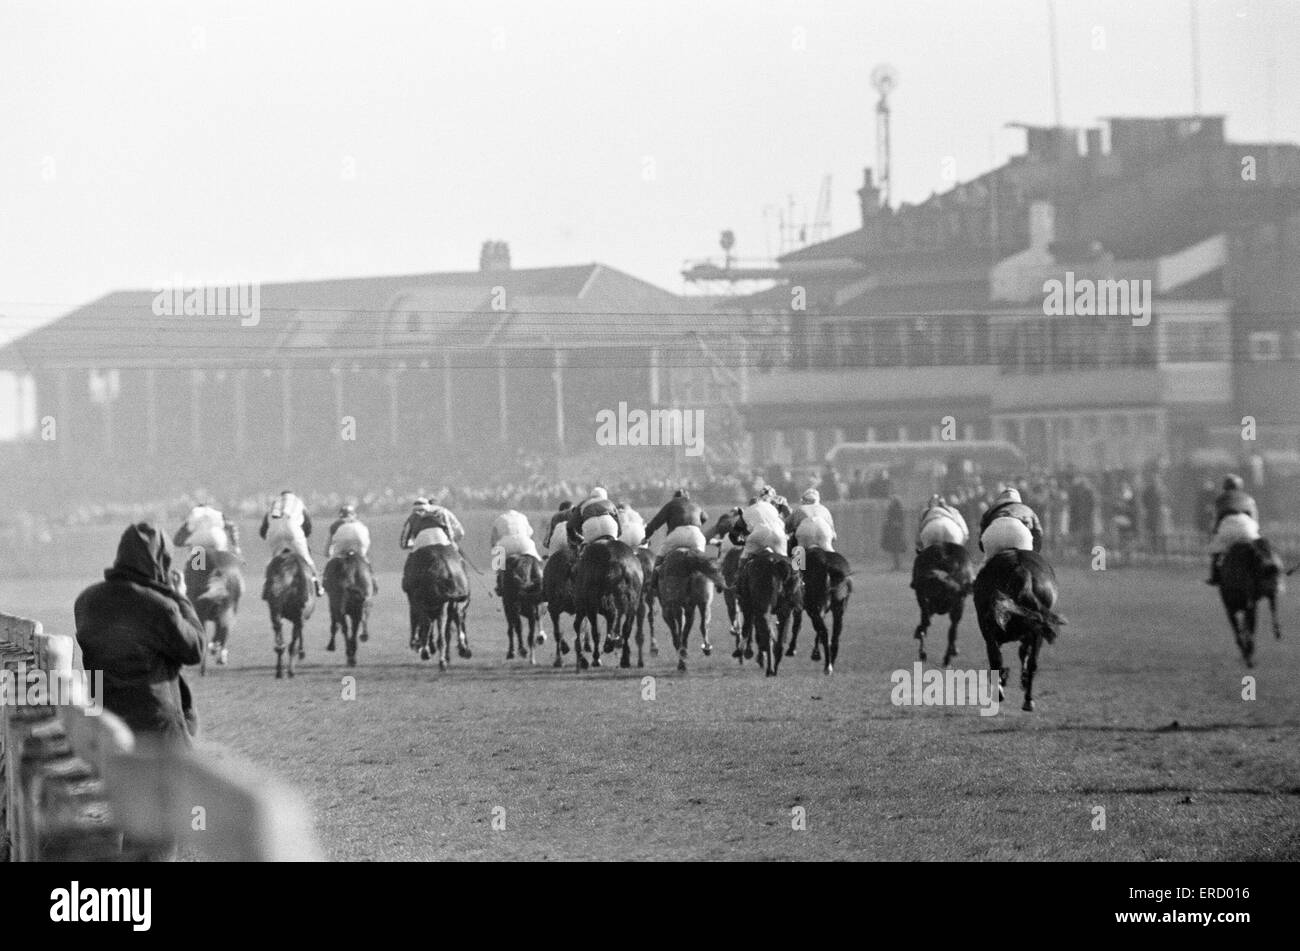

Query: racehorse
[571,537,644,670]
[798,547,852,675]
[263,550,314,679]
[911,542,975,667]
[183,546,243,672]
[323,551,373,668]
[541,544,587,667]
[706,510,745,644]
[634,546,659,656]
[501,553,544,662]
[972,550,1066,711]
[656,548,728,672]
[403,544,471,670]
[736,549,803,677]
[1218,539,1284,667]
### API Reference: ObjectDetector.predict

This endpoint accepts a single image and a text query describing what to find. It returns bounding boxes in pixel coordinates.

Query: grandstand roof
[0,263,709,370]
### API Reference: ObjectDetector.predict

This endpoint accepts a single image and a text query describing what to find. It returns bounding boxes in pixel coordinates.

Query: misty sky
[2,0,1297,345]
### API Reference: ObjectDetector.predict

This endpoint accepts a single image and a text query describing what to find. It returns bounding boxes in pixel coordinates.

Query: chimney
[479,240,511,272]
[857,167,883,226]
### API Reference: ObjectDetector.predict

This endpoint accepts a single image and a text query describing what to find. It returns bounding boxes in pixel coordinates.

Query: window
[1249,331,1281,361]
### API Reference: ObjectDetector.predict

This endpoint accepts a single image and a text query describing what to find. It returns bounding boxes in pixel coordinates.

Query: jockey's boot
[494,569,504,597]
[1206,554,1222,586]
[313,575,325,598]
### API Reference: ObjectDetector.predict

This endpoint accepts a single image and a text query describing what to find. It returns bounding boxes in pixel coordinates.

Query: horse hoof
[918,649,927,662]
[287,668,295,678]
[637,659,644,668]
[619,658,631,669]
[677,658,687,672]
[420,647,430,661]
[439,660,447,671]
[507,650,515,660]
[297,650,305,661]
[744,647,754,659]
[577,656,589,671]
[275,670,283,680]
[561,640,572,655]
[809,649,821,661]
[824,664,834,675]
[732,648,743,659]
[553,656,563,668]
[765,669,776,678]
[359,632,369,642]
[591,656,602,668]
[347,656,357,667]
[1022,699,1035,712]
[326,642,335,652]
[701,644,712,657]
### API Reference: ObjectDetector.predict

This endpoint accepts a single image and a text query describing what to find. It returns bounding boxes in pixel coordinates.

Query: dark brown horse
[571,538,644,670]
[656,548,728,672]
[263,550,314,679]
[501,553,544,662]
[182,546,243,672]
[403,544,471,670]
[634,546,660,656]
[323,551,373,667]
[911,542,975,667]
[706,510,745,644]
[798,547,852,675]
[973,550,1066,711]
[736,549,803,677]
[1219,539,1284,667]
[541,544,585,667]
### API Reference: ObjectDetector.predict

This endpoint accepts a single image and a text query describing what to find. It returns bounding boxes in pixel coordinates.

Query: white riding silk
[980,517,1033,556]
[1211,513,1260,552]
[329,522,370,558]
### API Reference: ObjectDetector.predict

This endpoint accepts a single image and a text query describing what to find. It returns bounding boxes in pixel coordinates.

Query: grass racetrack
[6,562,1298,861]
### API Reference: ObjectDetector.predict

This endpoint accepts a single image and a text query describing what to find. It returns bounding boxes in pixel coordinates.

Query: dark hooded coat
[74,523,204,746]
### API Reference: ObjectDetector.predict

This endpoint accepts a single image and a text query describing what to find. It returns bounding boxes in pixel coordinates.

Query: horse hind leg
[271,613,285,679]
[984,637,1007,702]
[1269,594,1282,641]
[1019,638,1040,712]
[943,601,963,668]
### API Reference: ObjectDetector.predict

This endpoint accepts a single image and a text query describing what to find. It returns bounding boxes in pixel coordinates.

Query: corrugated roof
[0,263,699,370]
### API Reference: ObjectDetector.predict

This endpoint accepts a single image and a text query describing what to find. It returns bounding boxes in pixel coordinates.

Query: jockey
[327,504,372,559]
[399,497,465,551]
[565,487,622,547]
[731,493,789,564]
[327,504,378,595]
[916,493,969,552]
[786,487,836,552]
[260,490,323,597]
[491,509,540,596]
[644,489,710,556]
[545,501,572,551]
[1206,474,1261,586]
[978,487,1043,557]
[617,502,648,548]
[174,502,240,556]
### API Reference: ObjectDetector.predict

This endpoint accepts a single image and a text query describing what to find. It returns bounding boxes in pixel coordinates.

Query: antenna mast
[871,64,898,209]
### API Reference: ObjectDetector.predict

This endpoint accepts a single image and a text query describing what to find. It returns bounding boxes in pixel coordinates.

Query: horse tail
[990,591,1067,644]
[924,568,965,600]
[670,549,730,592]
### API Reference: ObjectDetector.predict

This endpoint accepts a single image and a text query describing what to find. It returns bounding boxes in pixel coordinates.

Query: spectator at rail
[1068,474,1097,556]
[867,469,893,500]
[880,495,907,570]
[74,522,204,748]
[1143,473,1170,556]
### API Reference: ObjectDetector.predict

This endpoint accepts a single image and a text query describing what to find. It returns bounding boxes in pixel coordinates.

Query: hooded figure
[74,523,205,746]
